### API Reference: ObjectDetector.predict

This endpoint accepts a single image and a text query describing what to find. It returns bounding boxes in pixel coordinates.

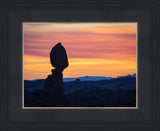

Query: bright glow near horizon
[23,22,137,80]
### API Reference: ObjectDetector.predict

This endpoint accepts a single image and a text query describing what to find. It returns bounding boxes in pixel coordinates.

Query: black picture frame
[0,0,160,130]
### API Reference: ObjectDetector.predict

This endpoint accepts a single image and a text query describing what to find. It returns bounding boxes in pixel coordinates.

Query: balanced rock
[50,42,69,71]
[42,42,69,106]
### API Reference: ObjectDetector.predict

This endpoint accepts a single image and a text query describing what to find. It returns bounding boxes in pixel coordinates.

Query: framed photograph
[23,22,137,109]
[1,0,160,130]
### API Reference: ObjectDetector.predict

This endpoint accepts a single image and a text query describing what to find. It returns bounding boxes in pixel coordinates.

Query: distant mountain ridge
[117,74,136,79]
[24,74,136,82]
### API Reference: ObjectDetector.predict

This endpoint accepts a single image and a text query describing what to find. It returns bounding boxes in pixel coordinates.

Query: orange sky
[23,23,137,80]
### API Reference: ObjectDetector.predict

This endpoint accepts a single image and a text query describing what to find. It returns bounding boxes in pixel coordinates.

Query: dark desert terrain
[24,74,136,107]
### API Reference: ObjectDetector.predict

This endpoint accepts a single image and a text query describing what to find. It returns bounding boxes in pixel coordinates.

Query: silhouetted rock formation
[26,42,69,107]
[42,42,68,106]
[50,42,68,71]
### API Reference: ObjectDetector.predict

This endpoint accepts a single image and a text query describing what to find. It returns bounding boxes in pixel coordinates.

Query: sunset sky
[23,22,137,80]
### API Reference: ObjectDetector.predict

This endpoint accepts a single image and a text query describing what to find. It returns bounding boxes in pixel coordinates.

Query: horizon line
[24,73,136,81]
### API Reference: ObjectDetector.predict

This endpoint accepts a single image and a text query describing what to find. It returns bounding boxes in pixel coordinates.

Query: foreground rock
[50,42,68,70]
[28,42,69,107]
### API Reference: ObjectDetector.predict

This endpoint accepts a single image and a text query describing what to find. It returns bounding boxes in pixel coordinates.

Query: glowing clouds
[23,23,137,80]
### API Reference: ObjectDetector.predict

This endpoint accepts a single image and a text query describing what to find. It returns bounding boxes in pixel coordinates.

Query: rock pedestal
[43,69,65,106]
